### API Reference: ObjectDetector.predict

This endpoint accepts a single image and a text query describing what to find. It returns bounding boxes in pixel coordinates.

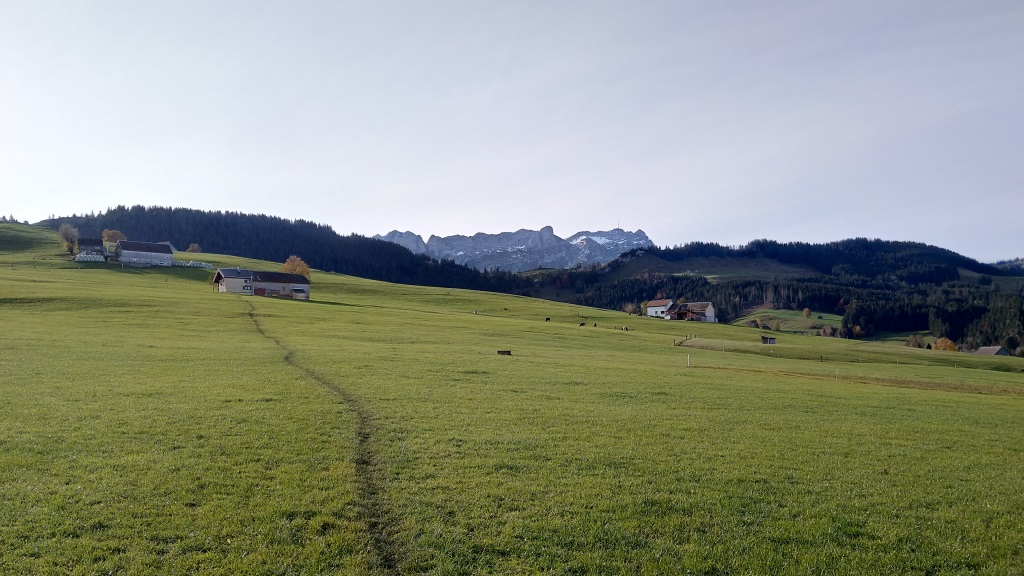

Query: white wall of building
[119,251,172,266]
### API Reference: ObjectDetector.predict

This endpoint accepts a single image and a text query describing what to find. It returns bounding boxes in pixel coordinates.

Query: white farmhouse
[646,299,674,318]
[212,268,254,294]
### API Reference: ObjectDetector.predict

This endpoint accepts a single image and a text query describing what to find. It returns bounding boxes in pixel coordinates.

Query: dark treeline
[41,206,531,293]
[995,258,1024,275]
[636,238,1003,285]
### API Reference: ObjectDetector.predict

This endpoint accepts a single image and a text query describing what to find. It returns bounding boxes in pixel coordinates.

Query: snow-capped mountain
[372,226,653,272]
[567,229,655,266]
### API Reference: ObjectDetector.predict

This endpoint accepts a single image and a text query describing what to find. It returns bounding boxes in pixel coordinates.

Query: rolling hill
[2,222,1023,573]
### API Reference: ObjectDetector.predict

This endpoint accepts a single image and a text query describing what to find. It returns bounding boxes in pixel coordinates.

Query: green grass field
[2,223,1023,574]
[732,308,845,336]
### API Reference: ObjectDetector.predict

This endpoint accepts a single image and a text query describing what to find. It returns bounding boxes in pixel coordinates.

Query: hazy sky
[2,1,1021,261]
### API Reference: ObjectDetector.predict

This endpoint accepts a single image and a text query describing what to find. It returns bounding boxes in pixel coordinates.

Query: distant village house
[646,299,717,322]
[646,299,674,318]
[665,302,717,323]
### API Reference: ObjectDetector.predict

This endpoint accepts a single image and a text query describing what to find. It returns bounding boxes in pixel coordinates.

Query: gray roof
[975,346,1009,355]
[251,271,310,285]
[215,268,253,279]
[117,241,173,255]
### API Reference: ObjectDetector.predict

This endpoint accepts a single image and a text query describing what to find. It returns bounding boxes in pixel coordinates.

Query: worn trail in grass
[247,300,401,574]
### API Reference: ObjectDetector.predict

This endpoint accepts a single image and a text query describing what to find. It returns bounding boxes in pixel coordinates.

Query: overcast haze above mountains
[375,227,653,272]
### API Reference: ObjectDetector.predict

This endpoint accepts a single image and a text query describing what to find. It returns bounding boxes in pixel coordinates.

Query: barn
[975,346,1010,356]
[251,271,311,300]
[77,238,105,256]
[665,302,718,323]
[116,241,173,266]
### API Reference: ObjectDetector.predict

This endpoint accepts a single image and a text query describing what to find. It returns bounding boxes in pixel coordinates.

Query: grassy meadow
[732,309,844,336]
[2,222,1023,574]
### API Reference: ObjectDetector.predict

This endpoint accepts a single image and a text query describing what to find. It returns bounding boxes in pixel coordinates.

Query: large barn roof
[975,346,1008,355]
[117,241,173,254]
[251,271,310,285]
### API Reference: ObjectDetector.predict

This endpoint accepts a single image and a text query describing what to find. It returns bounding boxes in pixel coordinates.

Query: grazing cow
[545,317,550,322]
[622,326,628,331]
[579,322,586,327]
[593,323,597,327]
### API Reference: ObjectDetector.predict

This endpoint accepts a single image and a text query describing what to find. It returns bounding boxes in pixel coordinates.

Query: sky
[1,1,1022,262]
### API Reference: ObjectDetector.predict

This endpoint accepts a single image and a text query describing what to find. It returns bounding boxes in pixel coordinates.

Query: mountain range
[374,226,653,272]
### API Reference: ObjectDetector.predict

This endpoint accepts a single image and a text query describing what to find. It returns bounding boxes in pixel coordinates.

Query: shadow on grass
[307,299,361,308]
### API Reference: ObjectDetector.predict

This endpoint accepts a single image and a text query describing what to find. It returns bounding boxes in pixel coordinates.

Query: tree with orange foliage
[933,337,958,351]
[102,229,127,243]
[281,255,311,279]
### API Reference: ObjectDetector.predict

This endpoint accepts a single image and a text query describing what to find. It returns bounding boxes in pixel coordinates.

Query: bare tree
[58,223,79,255]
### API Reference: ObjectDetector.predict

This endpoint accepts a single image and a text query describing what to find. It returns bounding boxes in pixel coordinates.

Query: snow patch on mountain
[373,226,654,272]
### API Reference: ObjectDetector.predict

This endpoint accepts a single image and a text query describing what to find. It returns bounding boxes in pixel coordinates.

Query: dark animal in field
[545,317,550,322]
[593,323,597,327]
[497,350,512,356]
[621,326,628,331]
[579,322,586,327]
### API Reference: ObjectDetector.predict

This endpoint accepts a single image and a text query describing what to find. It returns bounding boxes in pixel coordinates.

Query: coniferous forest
[40,206,1023,356]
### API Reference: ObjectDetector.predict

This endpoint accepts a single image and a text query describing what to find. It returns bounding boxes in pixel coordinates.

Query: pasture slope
[1,222,1023,575]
